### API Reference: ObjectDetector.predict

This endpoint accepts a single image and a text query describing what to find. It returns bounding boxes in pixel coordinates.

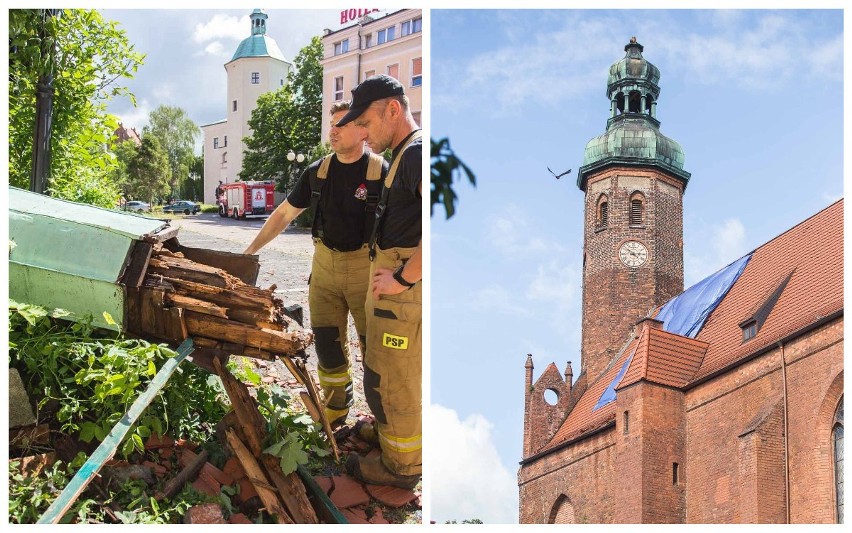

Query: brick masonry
[520,316,843,523]
[580,168,685,385]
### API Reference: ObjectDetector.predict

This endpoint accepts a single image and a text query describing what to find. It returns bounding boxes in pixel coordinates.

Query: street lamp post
[284,150,305,197]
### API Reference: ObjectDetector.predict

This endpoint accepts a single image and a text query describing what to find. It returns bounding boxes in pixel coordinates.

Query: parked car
[162,200,201,215]
[123,201,151,213]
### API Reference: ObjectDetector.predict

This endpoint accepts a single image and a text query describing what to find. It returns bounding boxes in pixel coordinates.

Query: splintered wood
[132,244,312,360]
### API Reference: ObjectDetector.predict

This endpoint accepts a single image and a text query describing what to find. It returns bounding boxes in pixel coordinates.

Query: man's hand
[372,267,407,299]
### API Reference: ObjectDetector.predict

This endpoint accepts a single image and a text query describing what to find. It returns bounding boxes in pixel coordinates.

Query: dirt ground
[165,213,372,428]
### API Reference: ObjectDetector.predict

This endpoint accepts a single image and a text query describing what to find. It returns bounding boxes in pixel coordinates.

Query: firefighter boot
[345,454,420,490]
[353,418,380,446]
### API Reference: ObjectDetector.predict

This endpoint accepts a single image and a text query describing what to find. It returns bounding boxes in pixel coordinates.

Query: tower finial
[630,36,637,44]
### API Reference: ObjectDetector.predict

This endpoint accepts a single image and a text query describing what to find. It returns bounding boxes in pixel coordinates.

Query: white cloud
[686,217,748,285]
[193,14,248,44]
[486,207,557,256]
[429,404,518,524]
[203,41,229,58]
[525,259,582,343]
[113,99,153,131]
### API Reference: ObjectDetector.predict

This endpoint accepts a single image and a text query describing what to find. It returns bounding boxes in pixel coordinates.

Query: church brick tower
[576,38,690,384]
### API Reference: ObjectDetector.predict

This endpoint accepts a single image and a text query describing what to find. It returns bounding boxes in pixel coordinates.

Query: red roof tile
[619,325,709,389]
[690,200,843,383]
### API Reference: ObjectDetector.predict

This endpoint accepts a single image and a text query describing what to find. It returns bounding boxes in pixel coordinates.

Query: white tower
[201,9,292,204]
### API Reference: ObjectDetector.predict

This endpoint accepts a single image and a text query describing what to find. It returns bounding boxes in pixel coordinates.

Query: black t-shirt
[378,135,422,249]
[287,153,386,251]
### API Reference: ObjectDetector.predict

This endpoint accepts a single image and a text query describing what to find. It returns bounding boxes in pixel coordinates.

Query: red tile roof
[537,199,842,453]
[619,325,709,389]
[690,199,843,383]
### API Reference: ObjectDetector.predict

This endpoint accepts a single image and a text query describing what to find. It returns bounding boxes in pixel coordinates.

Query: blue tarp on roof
[593,347,636,411]
[656,254,752,338]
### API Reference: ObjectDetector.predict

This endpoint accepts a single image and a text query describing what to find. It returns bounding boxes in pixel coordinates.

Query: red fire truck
[217,181,275,219]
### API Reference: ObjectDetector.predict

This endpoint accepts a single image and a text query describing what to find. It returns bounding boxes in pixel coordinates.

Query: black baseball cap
[335,74,405,126]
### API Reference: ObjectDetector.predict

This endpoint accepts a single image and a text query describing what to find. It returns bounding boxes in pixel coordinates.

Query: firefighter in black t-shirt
[244,101,387,427]
[335,75,422,489]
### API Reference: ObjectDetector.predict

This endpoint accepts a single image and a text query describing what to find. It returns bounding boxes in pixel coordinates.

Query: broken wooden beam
[155,448,209,501]
[225,428,293,524]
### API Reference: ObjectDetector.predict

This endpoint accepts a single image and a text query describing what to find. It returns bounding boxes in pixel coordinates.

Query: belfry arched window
[629,192,644,226]
[596,194,609,227]
[833,398,843,523]
[548,494,576,524]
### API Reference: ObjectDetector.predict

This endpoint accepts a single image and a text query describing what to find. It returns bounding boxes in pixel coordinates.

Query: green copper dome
[229,9,289,64]
[577,38,690,190]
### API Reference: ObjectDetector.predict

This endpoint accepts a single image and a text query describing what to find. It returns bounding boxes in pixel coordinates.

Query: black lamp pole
[29,9,62,195]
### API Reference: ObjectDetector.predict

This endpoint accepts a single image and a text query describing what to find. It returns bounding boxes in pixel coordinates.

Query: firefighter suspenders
[367,129,423,261]
[310,153,384,245]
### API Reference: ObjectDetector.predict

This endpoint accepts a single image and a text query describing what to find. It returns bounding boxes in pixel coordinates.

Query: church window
[673,463,680,485]
[548,495,576,524]
[628,90,642,113]
[251,72,260,84]
[387,63,399,80]
[411,57,422,87]
[833,399,843,523]
[629,192,644,226]
[233,100,237,112]
[334,76,344,101]
[623,411,629,434]
[544,389,558,406]
[596,194,608,227]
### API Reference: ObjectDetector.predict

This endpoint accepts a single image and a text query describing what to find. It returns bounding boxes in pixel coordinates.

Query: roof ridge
[746,199,842,258]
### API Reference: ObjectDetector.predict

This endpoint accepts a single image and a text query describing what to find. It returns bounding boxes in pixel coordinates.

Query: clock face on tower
[619,240,648,267]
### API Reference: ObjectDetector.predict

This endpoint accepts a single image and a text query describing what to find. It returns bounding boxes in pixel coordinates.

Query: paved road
[165,212,370,418]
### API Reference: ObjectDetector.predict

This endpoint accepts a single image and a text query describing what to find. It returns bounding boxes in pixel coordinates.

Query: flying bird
[547,166,572,179]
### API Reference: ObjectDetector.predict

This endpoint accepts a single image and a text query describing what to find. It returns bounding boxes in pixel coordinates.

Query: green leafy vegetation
[8,9,144,207]
[9,300,228,457]
[431,137,477,219]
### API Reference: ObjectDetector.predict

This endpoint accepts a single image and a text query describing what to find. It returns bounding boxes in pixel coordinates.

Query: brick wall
[523,362,571,457]
[684,317,843,523]
[580,168,684,384]
[518,428,616,523]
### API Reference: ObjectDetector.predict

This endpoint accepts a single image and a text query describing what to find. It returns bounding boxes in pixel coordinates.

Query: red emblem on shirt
[354,183,368,201]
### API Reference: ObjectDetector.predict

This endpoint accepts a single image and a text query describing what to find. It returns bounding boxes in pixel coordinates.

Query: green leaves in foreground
[431,137,476,219]
[256,385,330,475]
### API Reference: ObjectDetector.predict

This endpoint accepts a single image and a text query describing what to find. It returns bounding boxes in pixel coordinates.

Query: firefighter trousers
[364,245,422,476]
[309,241,370,419]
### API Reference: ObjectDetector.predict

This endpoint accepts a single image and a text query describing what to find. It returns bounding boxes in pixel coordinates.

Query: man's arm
[371,181,422,299]
[243,200,305,254]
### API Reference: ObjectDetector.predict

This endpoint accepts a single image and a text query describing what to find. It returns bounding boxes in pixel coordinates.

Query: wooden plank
[37,338,194,524]
[262,455,319,524]
[281,357,339,461]
[154,448,209,501]
[185,311,312,356]
[162,277,272,311]
[213,357,266,457]
[165,293,230,318]
[120,241,153,288]
[225,428,293,524]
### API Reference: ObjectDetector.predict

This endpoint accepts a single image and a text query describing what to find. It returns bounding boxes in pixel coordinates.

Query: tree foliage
[240,35,324,186]
[143,105,200,199]
[8,9,144,207]
[126,136,170,205]
[431,137,476,219]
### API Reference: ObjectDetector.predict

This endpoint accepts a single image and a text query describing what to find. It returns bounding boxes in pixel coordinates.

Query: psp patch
[382,333,409,350]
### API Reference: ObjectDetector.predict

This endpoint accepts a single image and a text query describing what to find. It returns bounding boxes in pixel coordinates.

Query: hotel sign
[340,8,380,25]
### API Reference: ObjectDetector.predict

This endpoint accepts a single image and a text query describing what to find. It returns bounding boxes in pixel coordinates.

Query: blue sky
[430,9,843,524]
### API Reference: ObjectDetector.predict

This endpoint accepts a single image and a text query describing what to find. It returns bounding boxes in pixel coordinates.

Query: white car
[123,201,151,213]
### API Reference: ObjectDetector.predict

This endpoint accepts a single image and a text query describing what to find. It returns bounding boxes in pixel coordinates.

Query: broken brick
[201,462,235,486]
[366,484,418,508]
[184,503,226,524]
[159,447,174,459]
[329,475,370,509]
[222,456,246,480]
[143,460,168,477]
[228,513,253,524]
[192,474,219,498]
[313,475,333,495]
[341,507,370,524]
[145,433,174,449]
